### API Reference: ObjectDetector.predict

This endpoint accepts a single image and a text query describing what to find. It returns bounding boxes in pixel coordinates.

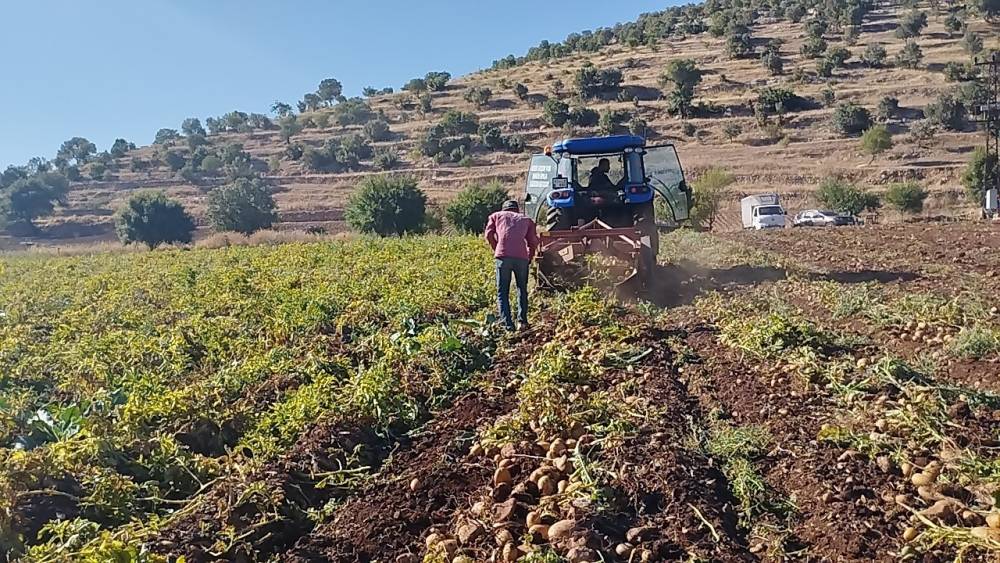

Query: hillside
[12,1,1000,246]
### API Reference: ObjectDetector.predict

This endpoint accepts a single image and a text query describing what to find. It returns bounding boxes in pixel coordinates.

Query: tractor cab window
[575,155,625,190]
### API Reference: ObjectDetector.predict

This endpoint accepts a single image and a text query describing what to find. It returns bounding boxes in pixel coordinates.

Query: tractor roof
[551,135,645,155]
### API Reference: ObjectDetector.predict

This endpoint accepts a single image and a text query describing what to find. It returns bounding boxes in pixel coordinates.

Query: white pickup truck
[741,193,786,230]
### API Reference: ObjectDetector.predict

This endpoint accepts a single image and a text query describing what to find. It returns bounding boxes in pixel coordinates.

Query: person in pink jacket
[484,200,539,331]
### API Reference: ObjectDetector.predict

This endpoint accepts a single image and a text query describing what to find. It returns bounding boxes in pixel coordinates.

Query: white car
[793,209,854,227]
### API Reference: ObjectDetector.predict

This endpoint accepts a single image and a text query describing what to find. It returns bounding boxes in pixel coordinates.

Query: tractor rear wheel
[633,202,659,258]
[546,205,573,232]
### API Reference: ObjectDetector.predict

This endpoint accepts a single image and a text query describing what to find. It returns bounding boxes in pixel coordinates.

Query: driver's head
[598,158,611,172]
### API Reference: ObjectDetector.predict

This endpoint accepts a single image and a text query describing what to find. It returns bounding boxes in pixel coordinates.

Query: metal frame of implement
[535,219,650,290]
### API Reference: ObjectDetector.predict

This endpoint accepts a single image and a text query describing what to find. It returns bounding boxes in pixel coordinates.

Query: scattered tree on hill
[925,93,966,130]
[206,177,277,234]
[271,101,294,117]
[88,162,108,180]
[943,61,976,82]
[464,86,493,108]
[860,125,893,163]
[896,40,923,69]
[154,128,180,145]
[0,172,69,231]
[844,25,860,46]
[825,46,851,68]
[574,63,623,98]
[114,190,195,248]
[569,106,599,127]
[660,59,703,118]
[418,93,433,114]
[962,147,999,203]
[444,181,509,233]
[57,137,97,165]
[832,102,873,135]
[373,148,400,171]
[363,119,392,142]
[896,10,928,38]
[689,168,734,231]
[598,109,630,135]
[278,116,304,144]
[816,178,880,215]
[403,78,427,93]
[345,175,427,236]
[186,133,209,151]
[861,43,888,67]
[424,72,452,92]
[962,31,984,55]
[876,96,900,122]
[542,99,569,126]
[943,13,964,36]
[801,36,828,59]
[181,118,206,137]
[817,58,835,78]
[628,116,648,136]
[513,82,529,101]
[761,45,784,75]
[109,138,135,158]
[317,78,344,105]
[298,93,322,113]
[884,181,928,214]
[333,98,375,125]
[725,22,754,59]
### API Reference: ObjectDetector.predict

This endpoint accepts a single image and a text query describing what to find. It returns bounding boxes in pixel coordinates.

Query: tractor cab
[522,135,692,293]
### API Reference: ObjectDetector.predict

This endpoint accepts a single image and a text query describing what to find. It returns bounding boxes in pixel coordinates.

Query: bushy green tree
[513,83,529,100]
[317,78,344,105]
[440,110,480,135]
[424,71,451,91]
[271,101,293,117]
[114,190,195,248]
[876,96,900,122]
[403,78,427,92]
[373,148,400,170]
[832,102,872,135]
[816,178,880,214]
[57,137,97,165]
[689,168,734,230]
[206,177,277,234]
[154,128,180,145]
[861,43,888,67]
[464,86,493,108]
[896,10,928,38]
[364,119,392,141]
[181,118,206,137]
[109,138,135,159]
[0,172,69,230]
[825,46,851,67]
[925,93,965,130]
[801,36,828,59]
[761,47,784,75]
[944,13,964,36]
[962,30,984,55]
[860,125,893,163]
[896,40,923,69]
[278,116,303,144]
[345,175,427,236]
[660,59,703,118]
[444,181,509,233]
[725,22,754,59]
[962,147,999,203]
[884,181,928,214]
[333,98,375,125]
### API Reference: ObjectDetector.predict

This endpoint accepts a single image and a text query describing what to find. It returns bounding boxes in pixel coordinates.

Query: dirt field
[130,221,1000,562]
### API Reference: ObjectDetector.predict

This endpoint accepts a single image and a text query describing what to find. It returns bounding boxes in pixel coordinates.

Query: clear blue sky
[0,0,672,169]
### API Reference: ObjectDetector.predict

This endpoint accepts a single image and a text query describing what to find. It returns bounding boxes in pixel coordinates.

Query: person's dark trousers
[495,257,529,330]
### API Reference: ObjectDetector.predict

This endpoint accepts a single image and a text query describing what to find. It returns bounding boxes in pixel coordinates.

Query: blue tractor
[523,135,691,290]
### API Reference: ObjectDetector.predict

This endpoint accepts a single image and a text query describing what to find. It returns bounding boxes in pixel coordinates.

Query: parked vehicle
[793,209,855,227]
[740,193,786,230]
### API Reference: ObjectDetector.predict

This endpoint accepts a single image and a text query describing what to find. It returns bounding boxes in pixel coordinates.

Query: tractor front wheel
[546,205,573,232]
[633,202,659,258]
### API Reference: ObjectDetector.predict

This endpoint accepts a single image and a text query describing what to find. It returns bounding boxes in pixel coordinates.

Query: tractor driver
[587,158,621,193]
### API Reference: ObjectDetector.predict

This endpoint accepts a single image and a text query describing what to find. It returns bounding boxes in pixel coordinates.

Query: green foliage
[861,43,888,67]
[424,71,451,92]
[944,12,964,36]
[373,148,401,171]
[569,106,599,127]
[363,119,391,142]
[598,109,630,135]
[278,116,304,144]
[153,128,180,145]
[333,98,375,126]
[860,125,893,162]
[317,77,344,104]
[925,93,966,131]
[950,326,1000,359]
[832,102,872,135]
[513,82,529,100]
[962,147,999,203]
[403,77,427,92]
[896,10,928,38]
[690,168,734,230]
[440,110,480,135]
[725,22,754,59]
[884,181,927,214]
[345,175,427,236]
[574,63,623,98]
[114,190,195,248]
[206,178,277,234]
[0,172,70,228]
[761,47,784,75]
[896,40,924,69]
[543,99,570,127]
[181,118,206,137]
[57,137,97,165]
[109,138,135,159]
[816,178,880,215]
[660,59,703,118]
[962,31,984,55]
[463,86,493,108]
[943,61,975,81]
[876,96,900,122]
[800,36,828,59]
[444,181,509,234]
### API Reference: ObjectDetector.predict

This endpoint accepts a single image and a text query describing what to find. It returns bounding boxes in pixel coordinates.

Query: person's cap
[502,200,519,211]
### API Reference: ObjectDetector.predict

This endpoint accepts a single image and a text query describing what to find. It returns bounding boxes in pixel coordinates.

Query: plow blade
[535,219,652,294]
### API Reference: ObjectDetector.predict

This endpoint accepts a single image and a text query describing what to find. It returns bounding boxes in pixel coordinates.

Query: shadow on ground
[644,262,919,307]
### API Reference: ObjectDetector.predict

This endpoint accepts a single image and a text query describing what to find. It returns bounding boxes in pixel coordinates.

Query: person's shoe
[517,322,531,332]
[504,324,516,332]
